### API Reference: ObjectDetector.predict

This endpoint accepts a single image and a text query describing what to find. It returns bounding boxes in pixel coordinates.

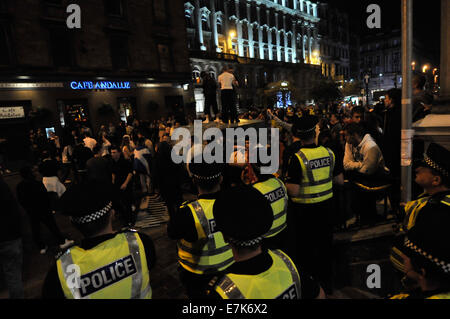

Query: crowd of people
[0,73,448,300]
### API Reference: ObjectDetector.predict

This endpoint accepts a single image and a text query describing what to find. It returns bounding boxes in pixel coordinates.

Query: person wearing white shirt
[83,133,97,151]
[343,122,390,225]
[218,67,239,124]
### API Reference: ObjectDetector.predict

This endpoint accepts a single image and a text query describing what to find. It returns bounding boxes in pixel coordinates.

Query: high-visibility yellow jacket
[177,199,234,275]
[290,146,335,204]
[252,177,288,238]
[214,250,301,299]
[390,292,450,299]
[56,231,151,299]
[403,193,450,231]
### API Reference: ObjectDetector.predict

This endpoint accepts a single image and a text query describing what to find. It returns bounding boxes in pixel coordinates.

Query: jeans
[0,238,24,299]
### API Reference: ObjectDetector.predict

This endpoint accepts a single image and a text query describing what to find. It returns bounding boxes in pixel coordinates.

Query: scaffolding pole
[401,0,413,203]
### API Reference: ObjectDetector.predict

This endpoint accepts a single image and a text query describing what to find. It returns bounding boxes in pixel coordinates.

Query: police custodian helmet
[292,115,318,137]
[213,185,273,247]
[60,182,114,225]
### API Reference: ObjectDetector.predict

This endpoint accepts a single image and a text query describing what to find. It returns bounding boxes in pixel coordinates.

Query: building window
[158,44,173,73]
[110,34,129,69]
[105,0,123,17]
[192,69,201,83]
[49,28,73,67]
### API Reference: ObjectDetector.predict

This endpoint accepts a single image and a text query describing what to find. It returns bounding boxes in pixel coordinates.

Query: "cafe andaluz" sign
[70,81,132,90]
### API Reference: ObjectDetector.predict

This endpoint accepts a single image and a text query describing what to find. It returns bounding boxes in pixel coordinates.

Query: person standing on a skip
[218,66,239,125]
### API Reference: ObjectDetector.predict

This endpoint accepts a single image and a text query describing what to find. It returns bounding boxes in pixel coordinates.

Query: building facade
[0,0,193,159]
[184,0,322,112]
[317,3,351,83]
[359,30,438,100]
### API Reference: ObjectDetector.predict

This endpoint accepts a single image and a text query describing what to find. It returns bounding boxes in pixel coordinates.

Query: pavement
[0,172,399,299]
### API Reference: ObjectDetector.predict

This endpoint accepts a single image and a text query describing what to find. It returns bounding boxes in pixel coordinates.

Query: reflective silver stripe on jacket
[217,276,245,299]
[265,223,287,237]
[272,250,302,299]
[179,256,235,273]
[191,201,216,250]
[325,147,335,173]
[125,232,144,299]
[299,188,333,198]
[178,242,231,256]
[277,178,289,217]
[59,250,86,299]
[297,151,315,183]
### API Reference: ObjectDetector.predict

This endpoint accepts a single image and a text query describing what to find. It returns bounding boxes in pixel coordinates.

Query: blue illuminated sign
[70,81,131,90]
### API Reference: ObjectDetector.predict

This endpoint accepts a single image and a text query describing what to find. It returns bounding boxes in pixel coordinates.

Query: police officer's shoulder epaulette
[180,199,196,208]
[120,227,138,234]
[55,244,77,260]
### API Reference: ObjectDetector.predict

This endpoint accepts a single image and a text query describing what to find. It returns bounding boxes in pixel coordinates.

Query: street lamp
[422,64,430,73]
[411,61,416,70]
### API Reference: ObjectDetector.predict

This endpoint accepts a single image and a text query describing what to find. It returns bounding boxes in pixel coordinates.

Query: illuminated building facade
[184,0,322,111]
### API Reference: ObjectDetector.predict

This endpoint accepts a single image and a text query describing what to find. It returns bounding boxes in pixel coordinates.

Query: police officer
[207,185,325,299]
[42,182,156,299]
[389,209,450,299]
[400,142,450,232]
[167,157,234,298]
[391,143,450,274]
[285,115,336,295]
[242,150,289,251]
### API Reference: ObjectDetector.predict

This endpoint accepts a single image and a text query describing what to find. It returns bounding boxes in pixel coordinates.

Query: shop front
[0,79,194,159]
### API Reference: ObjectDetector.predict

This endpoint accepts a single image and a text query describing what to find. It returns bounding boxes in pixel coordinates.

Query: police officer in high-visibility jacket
[167,158,234,298]
[241,153,289,250]
[389,204,450,299]
[206,186,325,299]
[285,115,337,295]
[391,143,450,275]
[42,182,156,299]
[400,143,450,233]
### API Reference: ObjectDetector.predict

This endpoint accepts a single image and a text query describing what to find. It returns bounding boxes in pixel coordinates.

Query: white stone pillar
[300,0,304,12]
[275,12,281,61]
[257,6,264,59]
[195,0,206,51]
[293,0,297,10]
[306,1,310,15]
[283,15,289,62]
[268,29,273,60]
[312,3,317,17]
[235,0,244,56]
[292,21,297,63]
[210,0,220,52]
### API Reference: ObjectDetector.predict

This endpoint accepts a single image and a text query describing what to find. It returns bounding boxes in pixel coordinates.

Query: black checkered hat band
[192,172,222,180]
[228,237,263,248]
[404,237,450,274]
[71,202,113,225]
[424,155,449,177]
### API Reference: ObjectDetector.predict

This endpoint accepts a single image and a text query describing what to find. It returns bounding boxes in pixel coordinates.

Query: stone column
[195,0,206,50]
[306,1,310,15]
[300,0,304,12]
[247,3,254,58]
[441,0,450,100]
[257,5,264,59]
[235,0,244,56]
[292,20,297,63]
[268,28,273,60]
[283,15,289,62]
[210,0,220,52]
[224,0,230,52]
[293,0,297,10]
[275,12,281,61]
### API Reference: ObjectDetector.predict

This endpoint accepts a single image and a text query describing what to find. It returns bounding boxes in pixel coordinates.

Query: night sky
[322,0,441,61]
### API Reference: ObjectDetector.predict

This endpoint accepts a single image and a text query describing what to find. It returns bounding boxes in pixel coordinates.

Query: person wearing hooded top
[206,185,325,299]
